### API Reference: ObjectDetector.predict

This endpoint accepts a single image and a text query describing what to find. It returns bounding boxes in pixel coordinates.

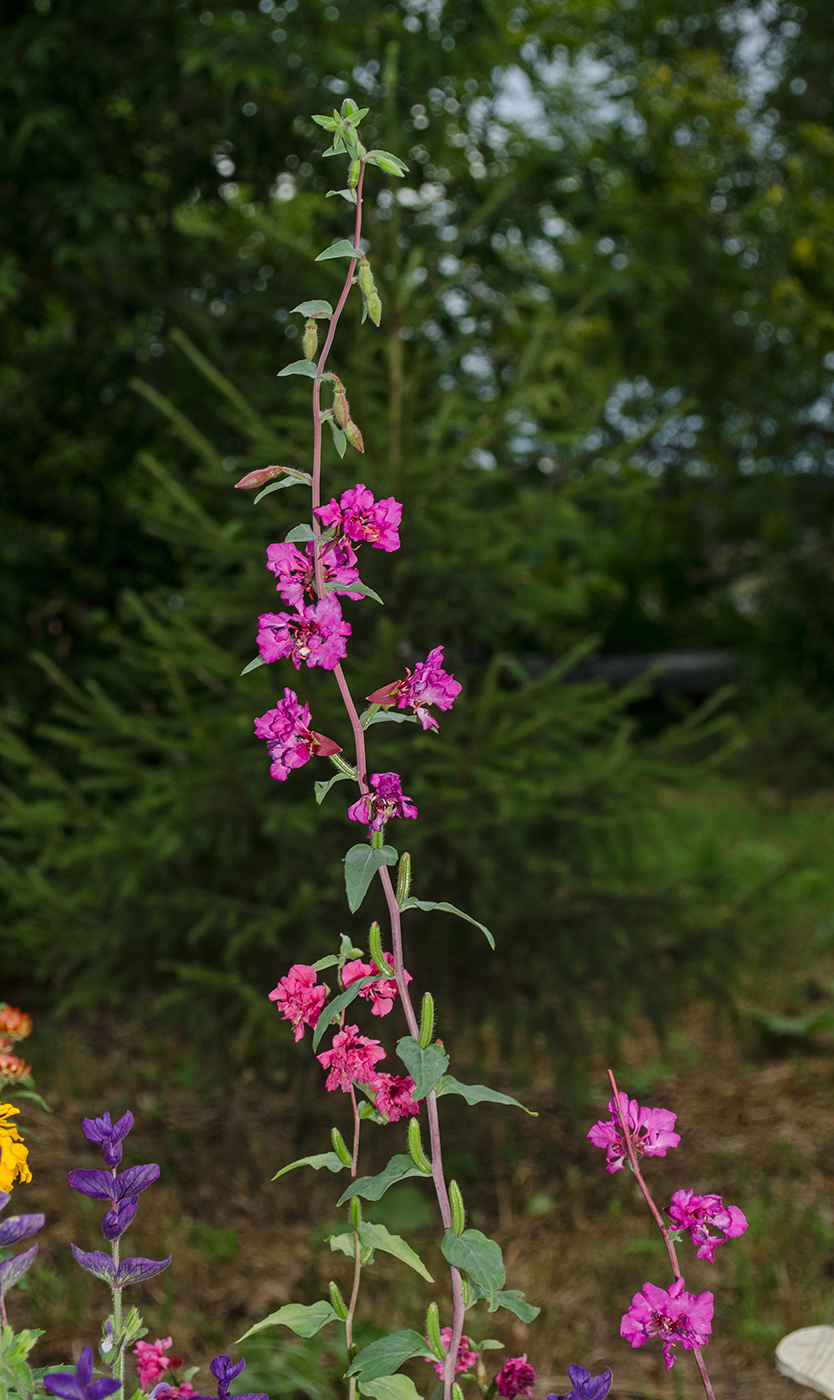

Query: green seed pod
[333,381,350,428]
[449,1179,466,1236]
[460,1274,472,1307]
[358,256,375,299]
[425,1303,445,1360]
[350,1196,362,1229]
[408,1117,433,1175]
[396,852,412,905]
[329,1282,348,1320]
[369,921,389,976]
[349,158,361,189]
[344,418,365,453]
[418,992,435,1050]
[366,288,382,326]
[303,318,318,361]
[331,1127,352,1167]
[452,1384,465,1400]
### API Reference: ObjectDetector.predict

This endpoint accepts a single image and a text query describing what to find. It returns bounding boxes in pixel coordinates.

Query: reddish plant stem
[608,1069,716,1400]
[344,1085,363,1400]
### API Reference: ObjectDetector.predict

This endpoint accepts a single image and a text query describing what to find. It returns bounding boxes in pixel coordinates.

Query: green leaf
[285,523,319,544]
[436,1075,537,1117]
[338,1153,425,1205]
[292,300,333,316]
[241,656,265,676]
[358,1222,433,1281]
[441,1229,505,1302]
[347,1331,430,1382]
[328,419,348,457]
[254,476,307,505]
[400,898,495,950]
[277,359,319,378]
[360,1377,423,1400]
[328,1231,354,1258]
[6,1088,51,1112]
[235,1300,339,1344]
[344,843,398,913]
[325,579,384,606]
[367,150,409,176]
[311,954,340,971]
[312,974,381,1051]
[271,1151,346,1181]
[315,239,359,261]
[492,1290,540,1323]
[396,1036,449,1100]
[315,771,354,805]
[365,711,417,726]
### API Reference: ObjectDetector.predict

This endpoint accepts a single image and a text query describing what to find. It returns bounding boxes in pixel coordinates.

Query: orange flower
[0,1006,33,1042]
[0,1053,31,1083]
[0,1102,32,1192]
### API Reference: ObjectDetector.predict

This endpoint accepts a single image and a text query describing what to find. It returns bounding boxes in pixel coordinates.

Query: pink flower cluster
[317,1024,386,1092]
[667,1189,748,1262]
[425,1329,478,1378]
[587,1092,680,1173]
[621,1277,714,1370]
[342,953,411,1017]
[367,645,462,732]
[257,596,350,671]
[495,1355,537,1398]
[268,964,328,1042]
[266,539,362,609]
[348,771,418,833]
[315,483,402,552]
[254,688,341,782]
[134,1339,194,1399]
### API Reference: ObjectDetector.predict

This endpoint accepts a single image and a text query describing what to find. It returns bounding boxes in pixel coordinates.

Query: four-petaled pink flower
[266,540,361,610]
[367,645,462,731]
[587,1092,680,1173]
[425,1329,478,1378]
[372,1072,419,1122]
[347,772,418,833]
[621,1276,713,1370]
[495,1356,537,1399]
[341,953,412,1016]
[315,483,402,552]
[257,597,350,671]
[254,688,341,781]
[667,1189,748,1262]
[268,964,328,1042]
[317,1024,386,1092]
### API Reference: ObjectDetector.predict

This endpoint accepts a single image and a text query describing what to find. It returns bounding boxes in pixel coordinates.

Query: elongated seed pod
[396,852,412,905]
[460,1274,472,1307]
[418,992,435,1049]
[408,1117,433,1174]
[452,1384,465,1400]
[369,921,389,976]
[303,318,318,361]
[359,256,375,299]
[425,1302,445,1360]
[366,288,382,326]
[329,1281,348,1320]
[333,381,350,428]
[331,1127,352,1167]
[449,1179,466,1236]
[349,158,361,189]
[350,1196,362,1228]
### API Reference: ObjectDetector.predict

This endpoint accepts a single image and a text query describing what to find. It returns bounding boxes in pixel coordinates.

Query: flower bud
[365,288,382,326]
[452,1384,465,1400]
[329,1281,348,1319]
[396,852,412,905]
[425,1303,445,1360]
[369,922,389,976]
[344,418,365,453]
[349,159,361,189]
[449,1179,466,1236]
[359,257,375,300]
[350,1196,362,1229]
[418,993,434,1050]
[303,318,318,361]
[333,381,350,429]
[408,1117,433,1175]
[331,1127,352,1167]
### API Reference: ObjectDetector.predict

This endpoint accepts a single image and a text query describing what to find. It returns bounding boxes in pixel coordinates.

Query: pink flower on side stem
[342,954,412,1017]
[667,1189,748,1262]
[317,1024,386,1093]
[372,1073,419,1122]
[425,1329,478,1378]
[347,772,418,833]
[495,1356,537,1399]
[620,1276,713,1370]
[254,688,341,781]
[268,965,328,1042]
[587,1092,680,1174]
[134,1339,182,1390]
[315,483,402,552]
[257,597,350,671]
[367,645,462,732]
[265,540,361,609]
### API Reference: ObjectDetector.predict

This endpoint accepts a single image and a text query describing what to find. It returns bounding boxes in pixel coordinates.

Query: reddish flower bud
[234,466,284,491]
[309,731,342,758]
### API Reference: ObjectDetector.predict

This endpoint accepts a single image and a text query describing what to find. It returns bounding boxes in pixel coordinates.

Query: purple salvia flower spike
[70,1244,116,1285]
[43,1346,121,1400]
[82,1110,134,1167]
[100,1195,139,1242]
[0,1241,38,1296]
[548,1366,614,1400]
[115,1254,172,1287]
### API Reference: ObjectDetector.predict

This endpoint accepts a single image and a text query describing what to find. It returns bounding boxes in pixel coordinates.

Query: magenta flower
[367,645,462,731]
[316,1024,386,1093]
[265,540,361,609]
[315,483,402,552]
[372,1073,419,1122]
[667,1189,748,1262]
[347,772,418,833]
[342,954,412,1016]
[548,1364,613,1400]
[621,1276,713,1370]
[268,964,328,1042]
[495,1356,537,1398]
[425,1329,478,1378]
[254,688,341,782]
[587,1092,680,1174]
[257,597,350,671]
[134,1339,183,1391]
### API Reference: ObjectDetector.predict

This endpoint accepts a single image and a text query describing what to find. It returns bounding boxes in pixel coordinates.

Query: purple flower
[68,1163,159,1203]
[266,540,362,608]
[621,1276,713,1370]
[315,483,402,552]
[181,1355,267,1400]
[367,645,462,731]
[347,772,418,833]
[82,1110,133,1168]
[667,1189,748,1262]
[257,597,350,671]
[70,1243,171,1288]
[0,1241,39,1297]
[495,1355,536,1398]
[587,1092,680,1174]
[43,1347,121,1400]
[0,1189,44,1248]
[254,689,341,782]
[548,1364,613,1400]
[100,1195,139,1242]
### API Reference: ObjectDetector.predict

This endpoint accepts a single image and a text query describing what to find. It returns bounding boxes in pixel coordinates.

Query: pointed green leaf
[359,1377,423,1400]
[400,898,495,950]
[311,954,340,971]
[312,974,382,1051]
[347,1332,430,1382]
[441,1229,505,1301]
[285,523,319,544]
[315,771,354,805]
[254,476,307,505]
[365,711,417,726]
[277,359,319,378]
[492,1290,540,1323]
[358,1223,433,1282]
[235,1300,339,1344]
[396,1036,449,1100]
[272,1151,346,1181]
[338,1154,425,1205]
[436,1075,537,1117]
[325,579,384,606]
[328,1231,355,1258]
[344,843,398,912]
[241,656,265,676]
[367,150,409,177]
[316,239,359,261]
[292,300,333,316]
[328,419,348,457]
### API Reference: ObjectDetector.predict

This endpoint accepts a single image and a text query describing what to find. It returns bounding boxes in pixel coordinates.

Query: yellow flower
[0,1101,32,1192]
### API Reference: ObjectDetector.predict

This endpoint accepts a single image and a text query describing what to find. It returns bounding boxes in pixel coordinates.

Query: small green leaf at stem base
[235,1300,339,1343]
[316,238,359,260]
[241,656,265,675]
[325,579,384,605]
[315,771,354,805]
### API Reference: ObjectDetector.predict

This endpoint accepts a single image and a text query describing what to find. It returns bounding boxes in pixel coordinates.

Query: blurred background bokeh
[4,0,834,1393]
